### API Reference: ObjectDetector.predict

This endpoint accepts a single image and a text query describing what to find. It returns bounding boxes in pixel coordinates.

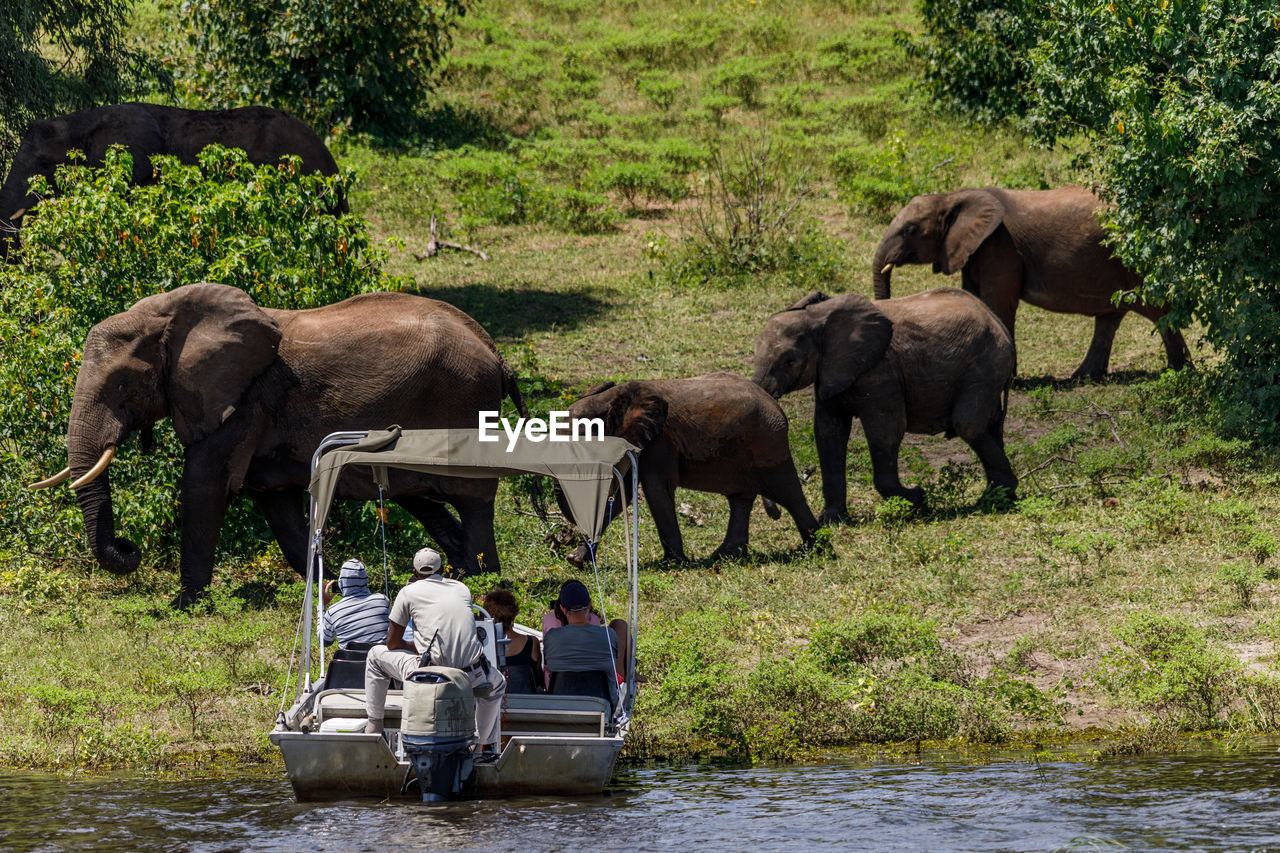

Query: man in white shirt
[363,547,506,752]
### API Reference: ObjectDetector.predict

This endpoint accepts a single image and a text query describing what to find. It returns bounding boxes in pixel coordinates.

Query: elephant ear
[605,383,668,450]
[941,190,1005,274]
[581,381,617,398]
[155,283,282,445]
[786,291,830,311]
[813,295,894,401]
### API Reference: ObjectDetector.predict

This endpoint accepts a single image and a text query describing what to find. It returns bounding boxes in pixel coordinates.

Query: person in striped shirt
[321,559,391,649]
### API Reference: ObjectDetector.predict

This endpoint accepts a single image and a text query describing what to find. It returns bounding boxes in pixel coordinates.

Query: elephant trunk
[67,403,141,575]
[872,235,896,300]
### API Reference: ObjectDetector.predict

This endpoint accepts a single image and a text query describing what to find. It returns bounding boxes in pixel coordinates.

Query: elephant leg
[711,494,755,561]
[642,473,687,564]
[863,417,923,506]
[1132,303,1191,371]
[1071,313,1125,382]
[966,238,1023,350]
[174,448,234,608]
[453,493,501,576]
[760,463,819,547]
[249,488,309,577]
[393,496,469,570]
[814,400,854,525]
[966,424,1018,502]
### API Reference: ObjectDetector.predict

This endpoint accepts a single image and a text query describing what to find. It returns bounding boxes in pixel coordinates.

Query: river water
[3,744,1279,851]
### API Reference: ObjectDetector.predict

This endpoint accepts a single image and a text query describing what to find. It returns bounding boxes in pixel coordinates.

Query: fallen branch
[413,215,489,261]
[1046,480,1131,492]
[1087,401,1126,447]
[1021,453,1072,481]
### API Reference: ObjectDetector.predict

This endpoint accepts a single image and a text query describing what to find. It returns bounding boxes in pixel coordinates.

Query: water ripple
[2,745,1279,851]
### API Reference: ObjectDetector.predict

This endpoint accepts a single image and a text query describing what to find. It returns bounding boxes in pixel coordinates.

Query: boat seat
[316,689,403,725]
[501,693,611,738]
[543,625,619,715]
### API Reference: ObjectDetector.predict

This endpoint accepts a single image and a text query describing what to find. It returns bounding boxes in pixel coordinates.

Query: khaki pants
[364,645,506,748]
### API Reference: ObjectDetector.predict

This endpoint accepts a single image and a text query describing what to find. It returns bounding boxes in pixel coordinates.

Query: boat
[269,426,640,801]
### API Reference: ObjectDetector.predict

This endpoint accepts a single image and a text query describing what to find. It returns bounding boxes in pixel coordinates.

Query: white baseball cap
[412,547,443,576]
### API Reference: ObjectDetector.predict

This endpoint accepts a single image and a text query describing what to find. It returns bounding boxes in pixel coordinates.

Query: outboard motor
[400,666,476,802]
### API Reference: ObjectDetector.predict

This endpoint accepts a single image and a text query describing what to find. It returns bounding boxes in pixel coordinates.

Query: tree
[1027,0,1280,441]
[915,0,1280,441]
[183,0,471,138]
[907,0,1044,123]
[0,0,165,166]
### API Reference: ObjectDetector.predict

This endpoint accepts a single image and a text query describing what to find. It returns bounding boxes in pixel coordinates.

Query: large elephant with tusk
[30,283,525,608]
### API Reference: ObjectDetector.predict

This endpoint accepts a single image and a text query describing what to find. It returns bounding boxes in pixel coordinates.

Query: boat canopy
[307,426,638,541]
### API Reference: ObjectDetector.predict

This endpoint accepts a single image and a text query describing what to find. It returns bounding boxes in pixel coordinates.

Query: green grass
[1,0,1277,769]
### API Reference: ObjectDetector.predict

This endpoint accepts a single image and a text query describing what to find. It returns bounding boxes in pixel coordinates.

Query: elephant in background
[29,283,525,607]
[752,288,1016,523]
[872,186,1191,381]
[560,373,818,566]
[1,103,344,259]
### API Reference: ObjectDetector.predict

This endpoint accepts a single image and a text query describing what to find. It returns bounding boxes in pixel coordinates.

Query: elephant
[752,288,1016,523]
[560,373,818,566]
[871,186,1191,381]
[28,283,525,607]
[0,103,344,259]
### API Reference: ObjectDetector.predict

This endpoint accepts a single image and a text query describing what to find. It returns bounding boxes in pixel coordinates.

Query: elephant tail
[762,497,782,520]
[503,361,529,418]
[1000,377,1011,433]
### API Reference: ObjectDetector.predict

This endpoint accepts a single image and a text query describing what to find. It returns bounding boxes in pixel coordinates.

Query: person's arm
[530,634,545,691]
[384,621,412,652]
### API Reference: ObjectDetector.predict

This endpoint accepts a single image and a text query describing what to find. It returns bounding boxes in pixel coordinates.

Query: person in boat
[542,580,629,704]
[482,588,542,694]
[363,547,506,753]
[320,559,390,649]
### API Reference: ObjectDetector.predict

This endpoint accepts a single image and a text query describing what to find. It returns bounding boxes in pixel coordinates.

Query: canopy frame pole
[301,431,370,695]
[624,448,634,696]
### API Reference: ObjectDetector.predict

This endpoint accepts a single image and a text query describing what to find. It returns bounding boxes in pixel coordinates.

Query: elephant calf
[562,373,818,565]
[872,186,1191,381]
[753,288,1016,522]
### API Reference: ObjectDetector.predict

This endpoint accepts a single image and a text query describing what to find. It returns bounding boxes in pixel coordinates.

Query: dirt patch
[951,610,1133,731]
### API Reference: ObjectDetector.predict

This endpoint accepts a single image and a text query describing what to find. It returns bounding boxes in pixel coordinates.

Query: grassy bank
[2,0,1279,770]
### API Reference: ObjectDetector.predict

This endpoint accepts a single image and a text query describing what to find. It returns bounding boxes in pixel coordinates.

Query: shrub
[659,135,841,286]
[738,657,859,760]
[595,161,687,211]
[706,57,775,108]
[1215,563,1262,611]
[636,70,686,114]
[831,132,962,222]
[183,0,470,136]
[1096,612,1242,730]
[809,611,952,678]
[0,145,395,567]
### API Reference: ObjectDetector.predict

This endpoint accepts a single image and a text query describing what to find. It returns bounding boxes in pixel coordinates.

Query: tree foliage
[183,0,471,137]
[0,146,399,568]
[0,0,167,167]
[916,0,1280,442]
[907,0,1043,122]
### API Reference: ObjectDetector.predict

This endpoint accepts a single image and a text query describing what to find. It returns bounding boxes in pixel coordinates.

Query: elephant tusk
[880,263,894,274]
[8,208,26,220]
[28,467,71,490]
[70,447,116,490]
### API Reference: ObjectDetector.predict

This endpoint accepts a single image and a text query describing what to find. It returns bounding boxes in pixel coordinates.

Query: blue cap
[558,579,591,610]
